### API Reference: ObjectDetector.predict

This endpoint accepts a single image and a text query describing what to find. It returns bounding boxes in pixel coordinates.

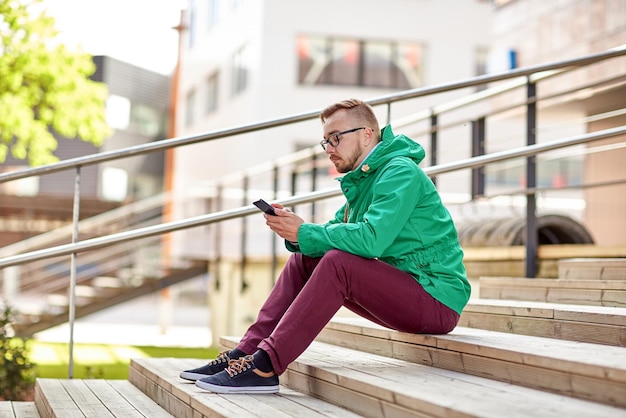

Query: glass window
[297,35,424,89]
[297,36,327,84]
[0,166,39,196]
[130,104,162,137]
[188,0,197,47]
[397,43,423,88]
[101,167,128,201]
[185,89,196,127]
[363,41,394,88]
[206,72,219,114]
[106,94,131,130]
[231,45,249,96]
[208,0,221,30]
[325,39,360,86]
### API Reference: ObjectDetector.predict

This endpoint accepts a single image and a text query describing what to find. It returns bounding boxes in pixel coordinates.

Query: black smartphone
[253,199,277,216]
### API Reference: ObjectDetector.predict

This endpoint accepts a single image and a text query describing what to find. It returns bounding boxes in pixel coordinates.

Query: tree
[0,0,111,167]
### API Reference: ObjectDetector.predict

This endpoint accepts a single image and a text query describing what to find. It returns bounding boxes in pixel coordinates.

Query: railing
[1,45,625,376]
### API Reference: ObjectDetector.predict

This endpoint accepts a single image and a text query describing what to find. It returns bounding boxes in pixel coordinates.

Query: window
[185,89,196,127]
[188,0,198,47]
[231,45,249,96]
[475,46,489,91]
[208,0,221,30]
[0,166,38,196]
[297,35,424,89]
[105,94,131,130]
[206,72,219,114]
[130,104,163,137]
[101,167,128,201]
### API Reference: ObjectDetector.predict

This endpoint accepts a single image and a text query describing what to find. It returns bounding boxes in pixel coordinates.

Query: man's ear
[365,127,375,146]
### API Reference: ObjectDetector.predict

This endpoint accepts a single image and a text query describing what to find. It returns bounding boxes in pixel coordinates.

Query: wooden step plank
[314,317,626,408]
[129,357,364,418]
[82,380,174,418]
[219,337,626,418]
[559,258,626,280]
[34,378,172,418]
[480,277,626,289]
[0,402,40,418]
[479,277,626,307]
[35,379,90,418]
[460,299,626,346]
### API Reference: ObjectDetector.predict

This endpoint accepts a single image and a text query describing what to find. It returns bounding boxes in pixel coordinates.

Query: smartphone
[253,199,277,216]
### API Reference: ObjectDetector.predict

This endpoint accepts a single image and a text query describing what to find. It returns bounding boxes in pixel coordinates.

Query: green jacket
[289,125,470,315]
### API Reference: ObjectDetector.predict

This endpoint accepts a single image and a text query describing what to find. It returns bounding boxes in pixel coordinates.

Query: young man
[181,98,470,394]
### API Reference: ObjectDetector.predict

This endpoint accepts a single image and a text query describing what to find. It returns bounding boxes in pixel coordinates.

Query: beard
[332,148,362,173]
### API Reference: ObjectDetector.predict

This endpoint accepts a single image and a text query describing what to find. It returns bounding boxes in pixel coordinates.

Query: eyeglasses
[320,127,366,150]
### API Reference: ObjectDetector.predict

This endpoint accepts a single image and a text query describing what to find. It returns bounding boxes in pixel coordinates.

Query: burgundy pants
[236,249,459,375]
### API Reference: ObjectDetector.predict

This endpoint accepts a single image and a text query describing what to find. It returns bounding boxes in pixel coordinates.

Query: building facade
[170,0,495,259]
[488,0,626,245]
[0,56,170,246]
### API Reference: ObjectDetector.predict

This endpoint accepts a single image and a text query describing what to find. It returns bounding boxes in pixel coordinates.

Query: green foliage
[0,0,112,166]
[0,305,35,400]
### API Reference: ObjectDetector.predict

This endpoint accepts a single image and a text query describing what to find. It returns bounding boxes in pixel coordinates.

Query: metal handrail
[1,125,624,270]
[1,44,624,184]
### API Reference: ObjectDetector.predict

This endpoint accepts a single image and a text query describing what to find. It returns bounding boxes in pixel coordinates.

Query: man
[180,98,470,394]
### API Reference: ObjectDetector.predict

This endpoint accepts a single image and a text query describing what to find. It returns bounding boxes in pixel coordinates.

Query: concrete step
[460,298,626,346]
[34,379,173,418]
[315,317,626,409]
[128,357,363,418]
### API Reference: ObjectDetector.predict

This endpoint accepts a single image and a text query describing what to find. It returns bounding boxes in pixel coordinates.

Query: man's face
[322,110,367,173]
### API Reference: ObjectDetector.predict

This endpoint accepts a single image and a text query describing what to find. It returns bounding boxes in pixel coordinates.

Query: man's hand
[263,203,303,242]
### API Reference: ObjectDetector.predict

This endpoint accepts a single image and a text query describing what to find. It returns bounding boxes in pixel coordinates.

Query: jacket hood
[362,124,425,171]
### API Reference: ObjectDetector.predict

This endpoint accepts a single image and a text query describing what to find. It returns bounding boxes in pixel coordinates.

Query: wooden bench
[460,298,626,346]
[34,379,173,418]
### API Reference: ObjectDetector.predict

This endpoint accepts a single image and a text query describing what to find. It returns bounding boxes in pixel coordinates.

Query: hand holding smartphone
[253,199,277,216]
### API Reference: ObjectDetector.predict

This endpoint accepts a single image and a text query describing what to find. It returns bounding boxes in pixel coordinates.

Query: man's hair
[320,99,380,138]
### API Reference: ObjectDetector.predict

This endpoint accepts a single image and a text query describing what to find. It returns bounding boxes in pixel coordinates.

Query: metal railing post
[240,176,249,293]
[525,78,538,278]
[471,117,486,199]
[430,112,438,186]
[271,165,279,282]
[68,166,81,378]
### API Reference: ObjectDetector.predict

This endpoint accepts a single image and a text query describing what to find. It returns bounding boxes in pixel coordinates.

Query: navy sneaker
[180,351,236,381]
[195,355,279,394]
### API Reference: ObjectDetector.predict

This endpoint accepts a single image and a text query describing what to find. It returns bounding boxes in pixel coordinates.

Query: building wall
[584,97,626,245]
[93,56,170,200]
[171,0,495,258]
[490,0,626,245]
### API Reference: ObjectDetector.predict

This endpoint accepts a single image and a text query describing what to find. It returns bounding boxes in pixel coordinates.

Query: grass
[29,341,219,380]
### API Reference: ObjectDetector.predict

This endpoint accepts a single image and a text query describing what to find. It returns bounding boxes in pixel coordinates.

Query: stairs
[1,194,212,337]
[12,259,209,337]
[7,257,626,417]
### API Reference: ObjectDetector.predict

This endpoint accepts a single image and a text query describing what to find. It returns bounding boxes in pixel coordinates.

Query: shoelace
[207,351,230,366]
[224,355,254,377]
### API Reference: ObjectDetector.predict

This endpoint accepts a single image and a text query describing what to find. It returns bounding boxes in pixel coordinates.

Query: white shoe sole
[195,379,279,394]
[179,371,208,381]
